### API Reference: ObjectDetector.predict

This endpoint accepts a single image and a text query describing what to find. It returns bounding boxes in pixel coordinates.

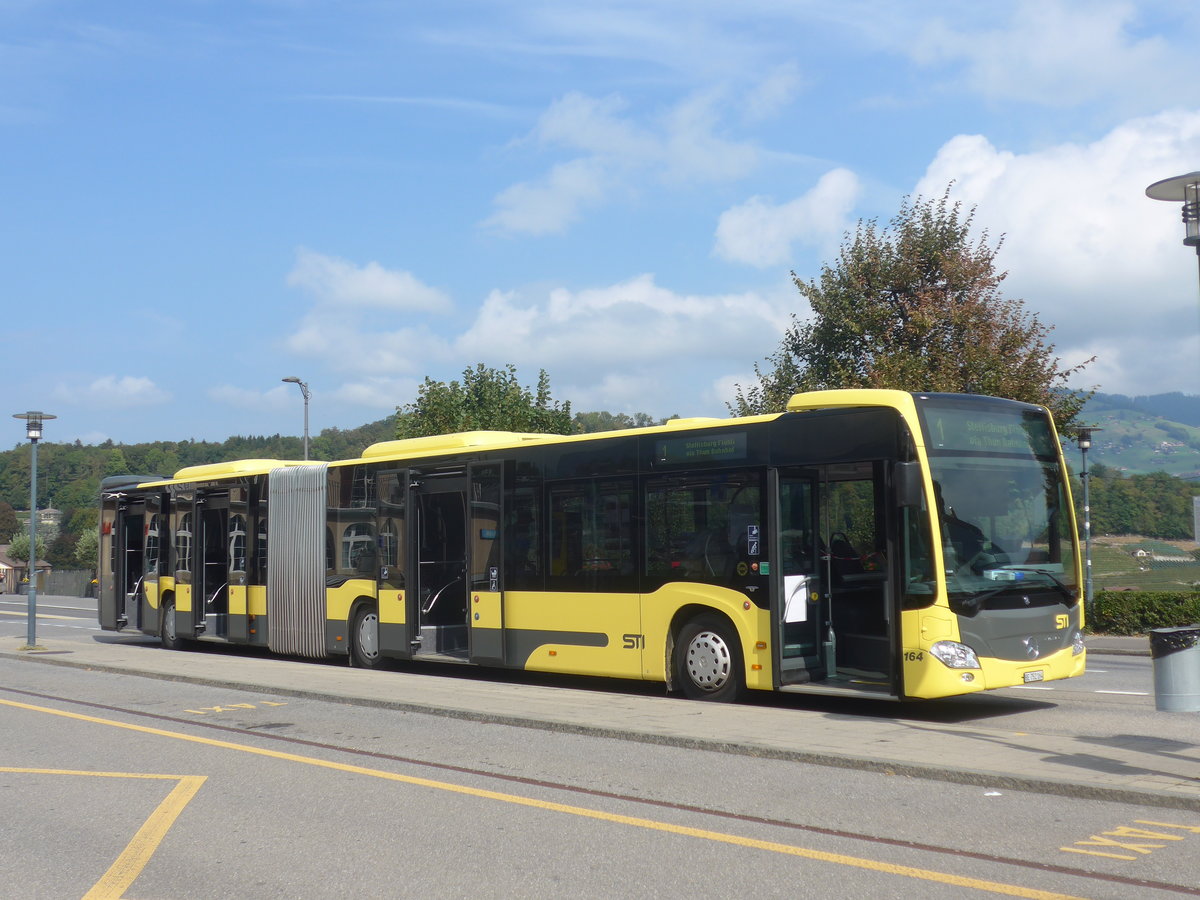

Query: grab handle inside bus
[894,461,922,508]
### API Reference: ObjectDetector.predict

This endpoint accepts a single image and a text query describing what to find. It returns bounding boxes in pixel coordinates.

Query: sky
[3,0,1199,447]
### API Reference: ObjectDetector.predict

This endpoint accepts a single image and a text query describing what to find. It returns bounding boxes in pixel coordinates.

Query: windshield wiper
[1026,568,1076,602]
[948,572,1076,617]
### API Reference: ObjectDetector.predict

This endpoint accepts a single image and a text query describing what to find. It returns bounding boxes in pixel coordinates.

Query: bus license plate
[1023,670,1044,683]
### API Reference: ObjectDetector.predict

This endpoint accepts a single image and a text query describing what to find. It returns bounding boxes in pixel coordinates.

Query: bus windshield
[915,396,1079,611]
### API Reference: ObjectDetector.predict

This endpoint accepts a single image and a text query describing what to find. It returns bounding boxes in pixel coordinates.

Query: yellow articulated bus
[99,390,1086,701]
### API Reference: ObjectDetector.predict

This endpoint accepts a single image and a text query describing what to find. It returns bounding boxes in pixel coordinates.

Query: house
[0,544,52,594]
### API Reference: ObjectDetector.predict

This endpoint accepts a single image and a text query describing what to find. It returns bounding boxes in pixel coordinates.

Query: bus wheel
[351,605,383,669]
[161,600,183,651]
[675,614,745,702]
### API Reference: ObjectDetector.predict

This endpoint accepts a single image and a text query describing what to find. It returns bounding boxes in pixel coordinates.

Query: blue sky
[3,0,1199,446]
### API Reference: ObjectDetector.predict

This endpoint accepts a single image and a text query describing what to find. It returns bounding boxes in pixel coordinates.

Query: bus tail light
[930,641,981,669]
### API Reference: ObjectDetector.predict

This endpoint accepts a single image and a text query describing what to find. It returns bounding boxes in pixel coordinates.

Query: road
[2,596,1199,898]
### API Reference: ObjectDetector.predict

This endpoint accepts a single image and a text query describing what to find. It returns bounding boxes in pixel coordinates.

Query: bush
[1089,590,1200,635]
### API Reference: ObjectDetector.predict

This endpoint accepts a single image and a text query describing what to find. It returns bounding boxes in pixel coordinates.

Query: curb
[4,646,1196,814]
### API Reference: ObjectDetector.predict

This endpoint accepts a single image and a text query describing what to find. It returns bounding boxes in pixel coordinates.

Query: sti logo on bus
[1055,614,1069,630]
[623,634,645,649]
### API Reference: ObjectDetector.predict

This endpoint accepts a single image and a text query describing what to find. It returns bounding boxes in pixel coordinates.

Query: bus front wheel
[675,614,745,702]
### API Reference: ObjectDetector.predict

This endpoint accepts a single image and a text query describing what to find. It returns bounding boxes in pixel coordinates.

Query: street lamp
[12,411,55,650]
[282,377,310,460]
[1076,426,1101,620]
[1145,171,1200,294]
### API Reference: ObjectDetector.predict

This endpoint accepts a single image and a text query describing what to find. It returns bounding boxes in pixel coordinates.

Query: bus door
[141,492,163,636]
[170,491,197,639]
[194,490,230,638]
[111,498,146,631]
[409,470,470,660]
[774,469,828,684]
[98,494,120,630]
[468,463,504,666]
[820,462,892,689]
[226,487,250,642]
[375,469,410,658]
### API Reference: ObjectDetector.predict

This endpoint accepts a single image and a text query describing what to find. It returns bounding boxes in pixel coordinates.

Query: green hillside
[1079,393,1200,479]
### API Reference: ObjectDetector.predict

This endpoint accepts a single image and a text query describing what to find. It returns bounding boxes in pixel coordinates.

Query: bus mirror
[894,462,923,508]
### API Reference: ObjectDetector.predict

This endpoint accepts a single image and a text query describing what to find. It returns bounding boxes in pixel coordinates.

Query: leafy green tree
[74,527,99,570]
[47,531,79,569]
[0,501,18,542]
[573,411,665,433]
[7,531,47,566]
[396,364,572,438]
[732,188,1093,432]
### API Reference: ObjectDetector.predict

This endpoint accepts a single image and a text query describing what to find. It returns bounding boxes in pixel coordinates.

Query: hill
[1079,392,1200,479]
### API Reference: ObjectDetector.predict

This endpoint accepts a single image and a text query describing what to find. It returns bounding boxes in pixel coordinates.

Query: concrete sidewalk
[2,626,1197,814]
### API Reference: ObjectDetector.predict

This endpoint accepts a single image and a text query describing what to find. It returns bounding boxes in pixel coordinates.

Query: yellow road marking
[0,766,205,900]
[0,698,1084,899]
[0,610,80,620]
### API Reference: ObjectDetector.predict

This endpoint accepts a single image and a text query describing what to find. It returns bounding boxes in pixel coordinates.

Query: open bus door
[774,463,895,694]
[408,469,470,660]
[773,468,829,685]
[194,490,230,638]
[98,496,119,631]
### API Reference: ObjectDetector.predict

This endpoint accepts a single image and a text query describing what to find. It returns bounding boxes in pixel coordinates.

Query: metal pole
[282,377,310,461]
[26,435,39,648]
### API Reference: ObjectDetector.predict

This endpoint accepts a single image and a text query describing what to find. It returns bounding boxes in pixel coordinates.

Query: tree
[731,188,1093,432]
[0,501,18,542]
[47,531,79,569]
[7,531,47,566]
[74,527,99,570]
[573,411,665,433]
[396,364,573,439]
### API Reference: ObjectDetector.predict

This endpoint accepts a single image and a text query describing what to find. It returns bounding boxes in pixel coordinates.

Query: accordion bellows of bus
[99,390,1085,702]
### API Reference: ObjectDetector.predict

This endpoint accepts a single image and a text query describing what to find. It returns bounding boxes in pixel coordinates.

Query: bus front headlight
[930,640,981,669]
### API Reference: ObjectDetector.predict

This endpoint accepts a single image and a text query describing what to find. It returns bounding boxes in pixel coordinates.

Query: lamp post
[1145,171,1200,299]
[282,377,310,460]
[12,411,55,650]
[1076,426,1101,620]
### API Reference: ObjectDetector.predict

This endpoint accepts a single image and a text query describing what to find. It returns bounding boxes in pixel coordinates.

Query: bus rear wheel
[350,605,384,669]
[160,600,183,651]
[675,614,745,702]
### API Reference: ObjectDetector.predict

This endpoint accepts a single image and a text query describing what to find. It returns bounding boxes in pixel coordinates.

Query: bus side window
[548,479,634,589]
[645,473,761,582]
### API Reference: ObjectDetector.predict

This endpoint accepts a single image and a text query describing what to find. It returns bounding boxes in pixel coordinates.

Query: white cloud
[456,274,788,368]
[450,273,797,416]
[283,249,456,377]
[286,248,452,312]
[483,157,610,236]
[208,384,294,411]
[713,168,861,267]
[913,108,1200,394]
[54,375,170,408]
[911,0,1192,110]
[742,62,804,123]
[484,88,761,236]
[331,377,422,410]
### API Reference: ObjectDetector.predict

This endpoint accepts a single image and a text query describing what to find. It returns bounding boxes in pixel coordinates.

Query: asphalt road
[2,595,1199,897]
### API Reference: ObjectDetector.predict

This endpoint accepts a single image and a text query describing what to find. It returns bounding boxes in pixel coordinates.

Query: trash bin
[1149,625,1200,712]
